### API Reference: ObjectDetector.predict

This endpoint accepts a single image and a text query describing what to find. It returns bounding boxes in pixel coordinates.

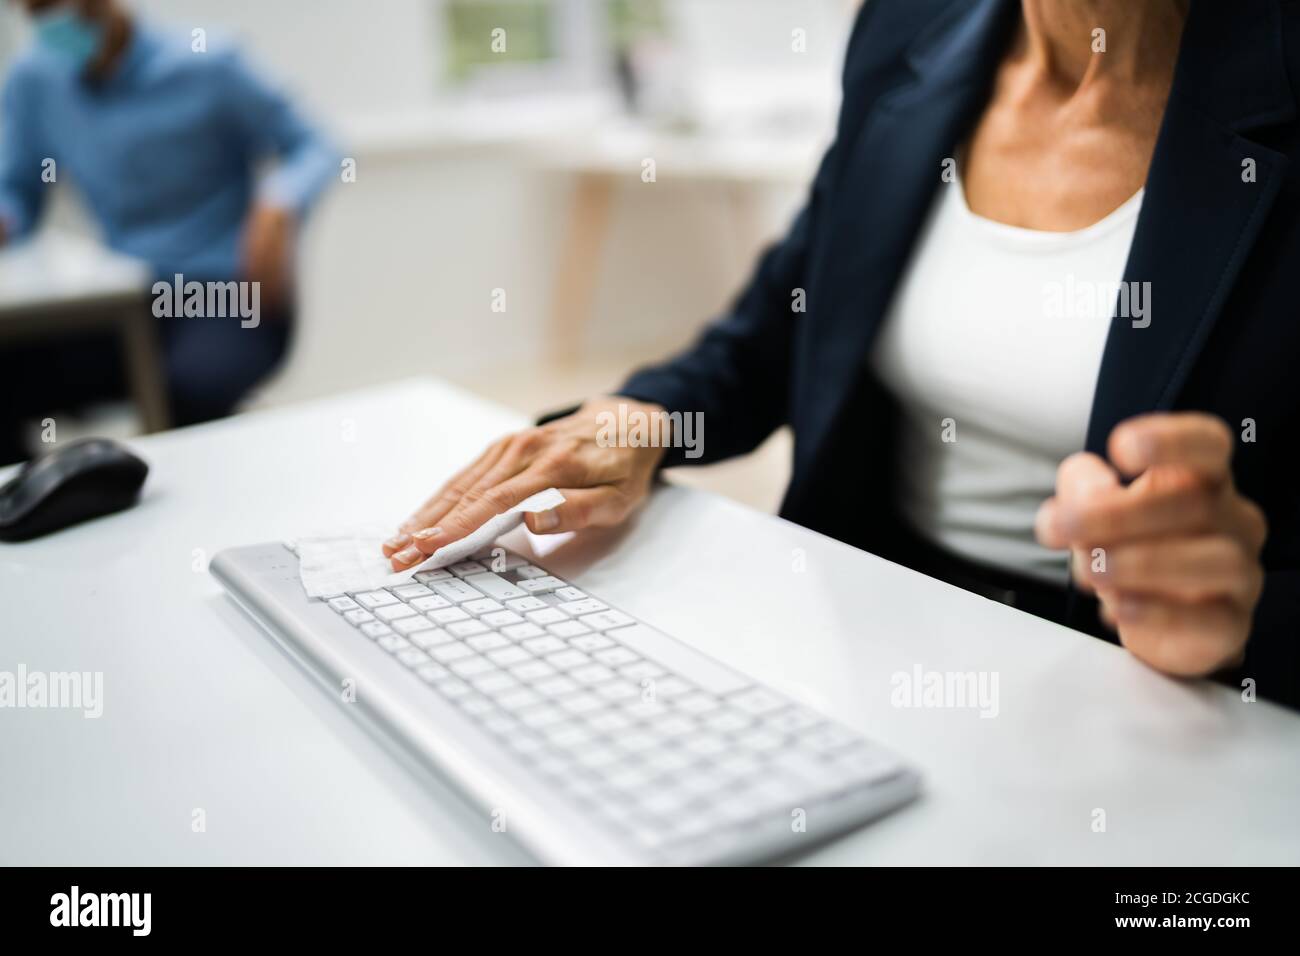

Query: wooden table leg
[548,172,615,367]
[119,302,170,433]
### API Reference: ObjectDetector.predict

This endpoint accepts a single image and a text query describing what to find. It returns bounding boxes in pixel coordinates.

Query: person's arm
[0,65,51,246]
[381,2,884,568]
[217,47,338,221]
[216,47,339,305]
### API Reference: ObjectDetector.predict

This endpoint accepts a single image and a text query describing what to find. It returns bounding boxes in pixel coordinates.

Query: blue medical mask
[32,7,105,72]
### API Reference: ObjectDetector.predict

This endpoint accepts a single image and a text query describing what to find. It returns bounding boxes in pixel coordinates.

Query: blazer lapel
[1083,0,1294,453]
[797,0,1019,470]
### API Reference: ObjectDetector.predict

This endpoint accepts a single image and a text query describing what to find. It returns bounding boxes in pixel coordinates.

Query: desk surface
[0,232,149,313]
[2,379,1298,865]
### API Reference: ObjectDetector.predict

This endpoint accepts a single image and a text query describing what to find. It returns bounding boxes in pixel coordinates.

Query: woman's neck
[1019,0,1188,90]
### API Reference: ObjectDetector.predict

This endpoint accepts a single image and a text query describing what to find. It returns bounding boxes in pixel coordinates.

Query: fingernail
[394,545,422,564]
[412,526,442,541]
[385,533,411,550]
[533,510,560,532]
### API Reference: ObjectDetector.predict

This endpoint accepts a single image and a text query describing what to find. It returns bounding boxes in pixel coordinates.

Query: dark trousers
[0,309,292,465]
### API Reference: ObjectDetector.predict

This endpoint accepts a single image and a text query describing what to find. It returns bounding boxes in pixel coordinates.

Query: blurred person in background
[0,0,337,462]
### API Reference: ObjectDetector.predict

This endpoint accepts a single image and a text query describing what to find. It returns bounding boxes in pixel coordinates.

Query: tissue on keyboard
[294,487,565,597]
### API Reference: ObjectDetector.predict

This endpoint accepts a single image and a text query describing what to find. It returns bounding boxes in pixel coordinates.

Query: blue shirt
[0,25,337,279]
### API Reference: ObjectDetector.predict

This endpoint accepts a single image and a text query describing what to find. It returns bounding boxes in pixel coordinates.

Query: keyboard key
[547,649,591,670]
[410,628,454,649]
[355,590,398,608]
[375,603,418,621]
[378,634,411,653]
[497,688,543,711]
[511,660,556,682]
[450,656,496,678]
[431,579,481,603]
[547,620,590,638]
[536,676,580,697]
[416,663,450,683]
[578,610,636,632]
[519,704,567,729]
[471,672,519,695]
[437,679,473,700]
[502,622,544,640]
[463,572,527,601]
[514,565,547,579]
[557,692,604,716]
[486,646,531,667]
[766,708,822,734]
[525,608,566,626]
[360,621,392,639]
[431,641,476,663]
[463,598,504,616]
[392,584,433,599]
[519,576,566,594]
[397,648,430,667]
[595,680,639,702]
[555,587,586,601]
[429,606,470,625]
[447,619,490,638]
[705,710,751,734]
[594,647,638,667]
[481,610,524,628]
[570,633,615,652]
[414,569,453,583]
[459,695,496,718]
[590,710,633,733]
[571,664,616,685]
[521,635,566,655]
[466,632,510,652]
[343,608,374,625]
[505,596,548,613]
[410,595,452,612]
[557,598,608,616]
[449,560,486,577]
[328,596,359,612]
[393,616,436,635]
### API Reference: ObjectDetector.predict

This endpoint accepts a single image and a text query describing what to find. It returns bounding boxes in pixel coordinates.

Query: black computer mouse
[0,438,148,542]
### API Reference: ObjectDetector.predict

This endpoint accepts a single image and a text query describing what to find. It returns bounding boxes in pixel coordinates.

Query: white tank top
[869,171,1144,585]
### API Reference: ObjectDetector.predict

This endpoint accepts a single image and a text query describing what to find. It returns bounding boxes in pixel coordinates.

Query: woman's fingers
[1111,595,1245,677]
[523,485,633,534]
[396,439,511,537]
[389,469,556,569]
[1077,535,1263,606]
[1108,412,1233,484]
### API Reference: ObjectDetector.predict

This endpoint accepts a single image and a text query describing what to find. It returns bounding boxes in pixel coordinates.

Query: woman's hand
[383,397,669,570]
[1036,413,1267,677]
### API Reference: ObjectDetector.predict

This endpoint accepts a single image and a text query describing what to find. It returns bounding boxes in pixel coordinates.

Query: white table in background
[0,232,168,433]
[1,378,1298,865]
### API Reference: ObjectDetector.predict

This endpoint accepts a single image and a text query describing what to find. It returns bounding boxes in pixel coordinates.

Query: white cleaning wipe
[294,487,565,598]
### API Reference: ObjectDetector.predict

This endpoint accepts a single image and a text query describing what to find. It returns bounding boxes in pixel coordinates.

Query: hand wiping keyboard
[293,488,565,597]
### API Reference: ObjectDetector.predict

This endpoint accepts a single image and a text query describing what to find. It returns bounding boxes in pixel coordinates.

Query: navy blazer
[620,0,1300,707]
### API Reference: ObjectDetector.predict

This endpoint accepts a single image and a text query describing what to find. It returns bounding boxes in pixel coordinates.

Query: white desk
[2,378,1298,865]
[0,232,168,433]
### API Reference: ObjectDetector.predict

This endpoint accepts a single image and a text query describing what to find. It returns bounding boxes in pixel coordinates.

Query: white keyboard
[213,543,919,865]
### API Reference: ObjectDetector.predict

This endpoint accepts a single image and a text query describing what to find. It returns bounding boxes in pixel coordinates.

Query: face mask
[32,7,105,73]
